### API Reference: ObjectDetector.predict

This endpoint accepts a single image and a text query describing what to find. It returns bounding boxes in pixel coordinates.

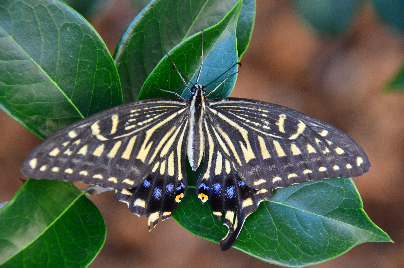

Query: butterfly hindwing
[197,118,272,250]
[115,116,189,229]
[21,98,189,190]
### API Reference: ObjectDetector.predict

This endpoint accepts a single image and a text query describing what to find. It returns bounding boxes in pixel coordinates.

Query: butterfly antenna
[145,85,185,100]
[167,53,192,94]
[204,62,241,89]
[195,31,204,85]
[205,71,239,98]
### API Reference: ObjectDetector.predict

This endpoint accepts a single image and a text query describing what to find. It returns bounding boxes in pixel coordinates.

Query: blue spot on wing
[143,179,151,187]
[226,186,235,199]
[154,187,162,200]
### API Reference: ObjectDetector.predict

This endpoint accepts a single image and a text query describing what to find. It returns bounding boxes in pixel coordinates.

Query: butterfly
[20,32,370,251]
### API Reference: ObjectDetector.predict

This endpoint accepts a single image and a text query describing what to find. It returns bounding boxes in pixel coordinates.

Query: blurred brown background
[1,0,404,267]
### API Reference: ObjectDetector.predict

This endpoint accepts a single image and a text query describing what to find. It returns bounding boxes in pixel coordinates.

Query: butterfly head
[190,83,206,96]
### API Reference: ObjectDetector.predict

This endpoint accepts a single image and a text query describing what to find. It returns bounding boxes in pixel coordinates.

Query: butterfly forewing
[21,98,189,190]
[205,98,370,190]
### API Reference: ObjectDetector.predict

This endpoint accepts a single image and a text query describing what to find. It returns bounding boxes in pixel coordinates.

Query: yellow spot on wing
[225,159,231,174]
[275,114,286,133]
[254,179,266,186]
[289,121,306,140]
[335,147,345,154]
[290,143,301,155]
[213,211,222,217]
[175,193,184,202]
[273,140,286,157]
[333,165,340,170]
[319,130,328,137]
[319,167,327,172]
[168,152,175,176]
[63,148,73,156]
[52,167,59,172]
[49,148,60,156]
[288,173,298,179]
[29,158,37,169]
[110,114,119,134]
[257,136,271,159]
[77,145,88,155]
[257,189,268,194]
[152,162,160,172]
[346,164,352,169]
[40,165,47,171]
[148,212,160,226]
[79,171,88,176]
[303,169,312,174]
[91,121,108,141]
[160,160,166,175]
[121,189,132,196]
[62,141,70,147]
[272,177,282,183]
[225,211,235,222]
[215,152,223,175]
[242,198,253,208]
[357,157,363,166]
[73,140,81,145]
[65,168,73,174]
[307,144,316,154]
[93,174,103,179]
[176,124,187,181]
[134,199,146,208]
[122,136,137,160]
[123,178,134,185]
[203,123,215,179]
[108,177,117,183]
[198,193,209,203]
[93,144,105,157]
[68,130,78,138]
[108,141,122,158]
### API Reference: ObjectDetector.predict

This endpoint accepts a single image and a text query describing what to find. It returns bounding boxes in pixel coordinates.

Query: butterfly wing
[197,97,370,250]
[197,119,272,250]
[21,98,189,190]
[205,98,370,189]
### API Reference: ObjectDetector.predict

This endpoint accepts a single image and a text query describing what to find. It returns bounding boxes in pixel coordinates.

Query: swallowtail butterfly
[21,33,370,251]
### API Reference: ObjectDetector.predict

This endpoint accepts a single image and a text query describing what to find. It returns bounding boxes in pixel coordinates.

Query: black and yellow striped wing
[21,98,189,227]
[196,97,370,250]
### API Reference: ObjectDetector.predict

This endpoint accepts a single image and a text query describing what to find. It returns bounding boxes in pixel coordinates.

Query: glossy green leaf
[290,0,362,36]
[236,0,255,58]
[138,0,242,101]
[0,180,106,267]
[175,177,392,266]
[114,0,254,102]
[372,0,404,33]
[0,0,122,139]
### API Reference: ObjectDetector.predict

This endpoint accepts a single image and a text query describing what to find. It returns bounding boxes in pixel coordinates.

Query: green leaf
[174,177,392,266]
[384,63,404,93]
[138,0,242,101]
[290,0,362,37]
[0,0,122,139]
[0,180,106,267]
[372,0,404,33]
[113,0,251,102]
[236,0,255,58]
